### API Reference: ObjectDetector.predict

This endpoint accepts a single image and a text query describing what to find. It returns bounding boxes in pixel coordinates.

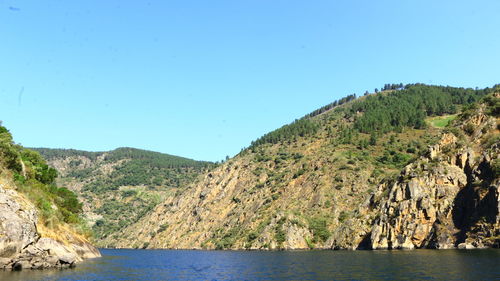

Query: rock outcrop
[0,180,100,270]
[81,90,500,251]
[370,105,500,249]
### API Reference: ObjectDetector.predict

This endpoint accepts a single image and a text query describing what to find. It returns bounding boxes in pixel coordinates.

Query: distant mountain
[102,84,499,250]
[33,147,215,245]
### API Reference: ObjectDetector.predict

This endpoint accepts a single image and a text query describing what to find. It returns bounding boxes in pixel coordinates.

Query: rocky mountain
[0,125,100,270]
[102,84,499,250]
[32,147,214,246]
[370,96,499,249]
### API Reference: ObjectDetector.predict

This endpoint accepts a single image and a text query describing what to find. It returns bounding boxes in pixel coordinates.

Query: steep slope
[104,84,499,250]
[370,94,500,249]
[33,147,214,245]
[0,125,100,270]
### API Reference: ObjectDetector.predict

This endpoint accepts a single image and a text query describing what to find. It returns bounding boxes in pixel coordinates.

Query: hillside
[102,84,499,250]
[0,124,100,270]
[33,147,214,245]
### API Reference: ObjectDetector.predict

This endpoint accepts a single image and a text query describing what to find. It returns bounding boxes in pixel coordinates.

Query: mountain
[0,124,99,270]
[32,147,215,246]
[100,84,499,250]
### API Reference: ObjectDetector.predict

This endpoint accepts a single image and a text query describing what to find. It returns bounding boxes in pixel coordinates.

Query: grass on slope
[427,114,457,128]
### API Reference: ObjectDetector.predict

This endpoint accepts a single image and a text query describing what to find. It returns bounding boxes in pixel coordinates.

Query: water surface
[2,249,499,280]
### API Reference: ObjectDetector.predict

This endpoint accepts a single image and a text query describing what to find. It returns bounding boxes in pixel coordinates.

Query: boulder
[0,183,100,270]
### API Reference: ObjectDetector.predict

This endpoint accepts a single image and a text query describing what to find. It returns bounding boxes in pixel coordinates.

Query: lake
[2,249,499,280]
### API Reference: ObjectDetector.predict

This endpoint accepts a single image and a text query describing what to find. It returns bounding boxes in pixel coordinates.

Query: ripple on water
[0,249,499,281]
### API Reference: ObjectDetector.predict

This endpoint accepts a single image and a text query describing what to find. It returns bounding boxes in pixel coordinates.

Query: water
[1,249,499,280]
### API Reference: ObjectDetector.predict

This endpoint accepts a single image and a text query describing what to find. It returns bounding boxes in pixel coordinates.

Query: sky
[1,0,499,162]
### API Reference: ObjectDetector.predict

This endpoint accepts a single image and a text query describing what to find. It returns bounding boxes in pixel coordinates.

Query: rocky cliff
[102,86,499,250]
[370,99,499,249]
[0,124,100,270]
[0,175,100,270]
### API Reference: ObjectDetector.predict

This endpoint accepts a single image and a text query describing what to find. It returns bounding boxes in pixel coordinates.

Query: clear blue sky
[1,0,499,161]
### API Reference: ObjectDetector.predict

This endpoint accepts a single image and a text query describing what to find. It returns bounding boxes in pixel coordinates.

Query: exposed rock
[0,184,38,258]
[457,243,475,250]
[100,93,499,251]
[370,108,500,250]
[283,224,312,250]
[0,180,100,270]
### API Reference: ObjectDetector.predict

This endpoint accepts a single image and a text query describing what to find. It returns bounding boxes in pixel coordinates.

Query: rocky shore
[0,182,100,270]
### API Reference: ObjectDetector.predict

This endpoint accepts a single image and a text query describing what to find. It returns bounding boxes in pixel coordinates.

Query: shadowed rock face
[0,186,38,258]
[0,182,100,270]
[370,153,470,250]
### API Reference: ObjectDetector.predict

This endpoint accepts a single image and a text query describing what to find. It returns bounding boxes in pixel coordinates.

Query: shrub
[293,168,306,178]
[308,216,330,243]
[247,232,258,242]
[338,211,349,223]
[121,189,138,197]
[275,227,286,244]
[158,223,168,233]
[324,200,332,208]
[463,123,475,135]
[492,158,500,178]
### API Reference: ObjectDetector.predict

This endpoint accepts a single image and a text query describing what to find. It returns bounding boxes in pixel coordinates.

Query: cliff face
[371,103,500,249]
[0,124,100,270]
[0,176,100,270]
[103,89,499,251]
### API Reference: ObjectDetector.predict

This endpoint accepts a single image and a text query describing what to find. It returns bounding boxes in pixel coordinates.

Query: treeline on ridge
[103,147,214,170]
[34,147,215,170]
[351,84,497,134]
[248,83,499,149]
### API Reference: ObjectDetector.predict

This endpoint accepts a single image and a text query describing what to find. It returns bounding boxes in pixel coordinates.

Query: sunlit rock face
[371,107,500,250]
[0,181,100,270]
[104,93,499,251]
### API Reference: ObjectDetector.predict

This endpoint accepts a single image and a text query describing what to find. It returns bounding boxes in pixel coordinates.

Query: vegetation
[351,84,492,134]
[308,216,330,243]
[246,84,497,151]
[428,115,457,128]
[303,93,357,119]
[99,83,499,250]
[212,227,241,250]
[236,84,498,248]
[34,147,215,242]
[482,93,500,117]
[103,147,213,169]
[250,118,319,149]
[0,124,87,233]
[33,148,101,161]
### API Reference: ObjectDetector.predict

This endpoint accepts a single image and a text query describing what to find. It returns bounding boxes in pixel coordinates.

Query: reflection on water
[1,249,499,280]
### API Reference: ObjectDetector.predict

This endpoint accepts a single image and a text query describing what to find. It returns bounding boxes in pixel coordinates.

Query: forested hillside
[33,147,215,245]
[102,84,499,250]
[250,84,491,148]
